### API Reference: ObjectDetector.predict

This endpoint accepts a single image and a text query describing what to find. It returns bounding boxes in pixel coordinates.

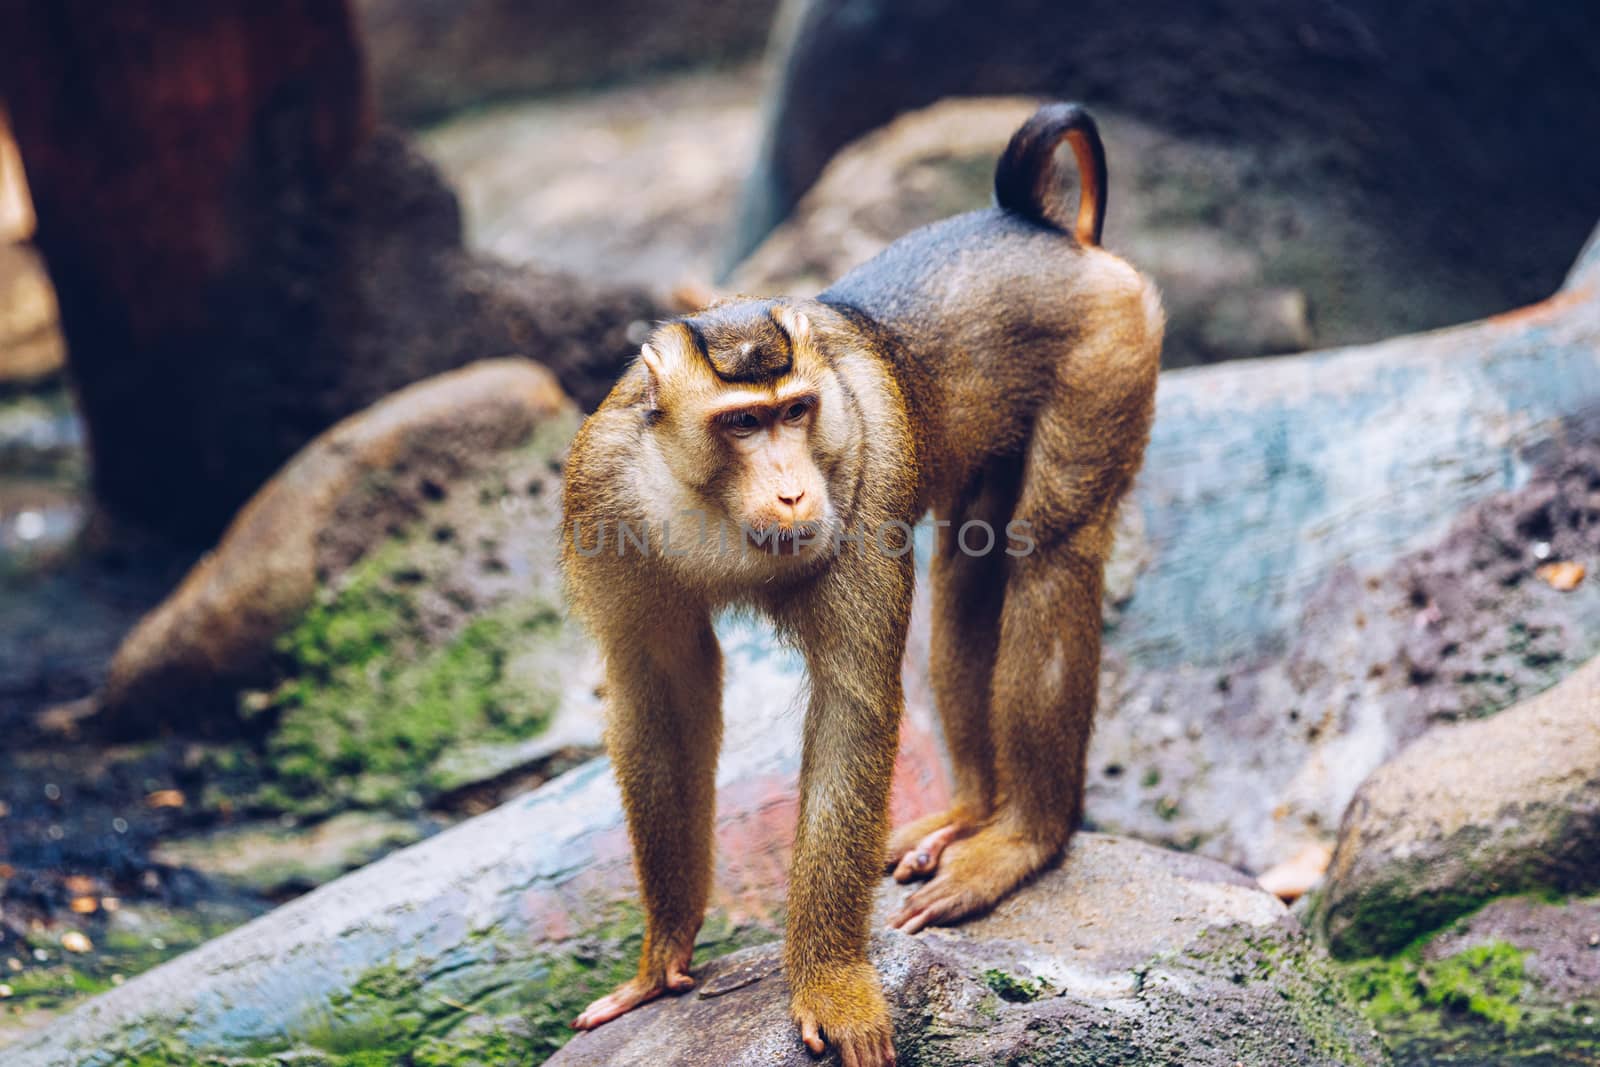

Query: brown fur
[561,103,1163,1067]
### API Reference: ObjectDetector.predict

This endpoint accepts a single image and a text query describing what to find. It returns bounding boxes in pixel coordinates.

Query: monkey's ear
[640,343,665,410]
[776,306,812,346]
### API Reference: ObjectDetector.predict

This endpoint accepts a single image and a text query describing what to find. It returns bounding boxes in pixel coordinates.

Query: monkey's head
[634,300,855,564]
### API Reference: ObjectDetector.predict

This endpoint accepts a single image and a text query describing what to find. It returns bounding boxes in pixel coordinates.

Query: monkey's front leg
[783,559,911,1067]
[572,618,723,1031]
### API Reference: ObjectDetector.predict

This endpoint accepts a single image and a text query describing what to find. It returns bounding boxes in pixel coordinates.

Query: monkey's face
[636,303,853,568]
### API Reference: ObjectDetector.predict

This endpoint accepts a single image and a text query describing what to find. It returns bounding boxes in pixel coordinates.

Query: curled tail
[994,102,1107,247]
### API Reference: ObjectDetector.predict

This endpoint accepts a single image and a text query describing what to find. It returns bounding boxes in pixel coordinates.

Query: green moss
[1339,936,1537,1067]
[981,967,1051,1003]
[257,546,562,814]
[247,906,781,1066]
[1425,942,1526,1028]
[1344,939,1526,1030]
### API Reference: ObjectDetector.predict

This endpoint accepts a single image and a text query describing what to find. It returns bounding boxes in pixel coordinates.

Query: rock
[356,0,778,125]
[1337,893,1600,1066]
[1084,230,1600,875]
[731,96,1336,366]
[550,835,1384,1067]
[1313,656,1600,959]
[422,64,763,291]
[1,609,854,1065]
[729,0,1600,351]
[148,812,433,897]
[96,358,576,735]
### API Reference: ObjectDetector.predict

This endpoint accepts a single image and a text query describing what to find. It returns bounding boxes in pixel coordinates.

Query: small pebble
[47,825,64,840]
[112,818,128,834]
[61,931,92,954]
[150,937,167,951]
[5,958,21,972]
[43,783,61,801]
[0,983,12,999]
[32,948,49,962]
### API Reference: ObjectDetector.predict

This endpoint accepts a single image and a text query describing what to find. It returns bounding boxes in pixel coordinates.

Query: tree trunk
[0,1,370,540]
[1,3,661,545]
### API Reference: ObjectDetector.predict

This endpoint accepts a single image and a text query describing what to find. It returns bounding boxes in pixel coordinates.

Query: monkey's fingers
[795,1015,897,1067]
[799,1015,826,1055]
[891,824,965,883]
[665,960,696,993]
[887,877,984,935]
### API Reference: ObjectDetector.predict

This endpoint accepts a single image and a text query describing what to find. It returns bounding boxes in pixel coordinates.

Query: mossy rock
[1334,894,1600,1066]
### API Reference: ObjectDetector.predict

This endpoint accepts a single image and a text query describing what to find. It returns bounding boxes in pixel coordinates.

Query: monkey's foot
[886,826,1058,934]
[884,807,982,882]
[571,953,695,1030]
[792,964,897,1067]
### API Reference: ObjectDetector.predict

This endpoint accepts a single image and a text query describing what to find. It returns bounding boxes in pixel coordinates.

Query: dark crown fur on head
[683,301,796,383]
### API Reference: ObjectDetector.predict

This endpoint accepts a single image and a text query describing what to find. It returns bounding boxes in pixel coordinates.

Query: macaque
[562,102,1163,1067]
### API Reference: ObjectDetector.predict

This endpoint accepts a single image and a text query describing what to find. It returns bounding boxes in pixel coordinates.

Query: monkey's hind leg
[886,462,1020,883]
[889,535,1103,933]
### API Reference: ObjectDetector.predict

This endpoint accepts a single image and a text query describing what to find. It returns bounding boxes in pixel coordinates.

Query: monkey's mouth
[745,523,822,556]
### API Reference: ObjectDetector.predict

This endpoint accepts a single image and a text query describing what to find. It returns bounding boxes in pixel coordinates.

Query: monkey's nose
[777,489,805,507]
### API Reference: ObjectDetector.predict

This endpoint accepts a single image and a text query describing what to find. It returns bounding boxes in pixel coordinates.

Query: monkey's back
[819,207,1158,508]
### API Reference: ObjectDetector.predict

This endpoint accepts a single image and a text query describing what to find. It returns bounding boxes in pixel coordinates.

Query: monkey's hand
[571,955,696,1031]
[792,961,897,1067]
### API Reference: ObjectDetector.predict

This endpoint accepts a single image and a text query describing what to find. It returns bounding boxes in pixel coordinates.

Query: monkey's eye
[721,411,762,436]
[783,399,813,422]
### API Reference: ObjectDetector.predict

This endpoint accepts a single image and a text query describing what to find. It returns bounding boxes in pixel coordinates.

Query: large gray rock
[1083,225,1600,876]
[731,0,1600,341]
[1315,656,1600,959]
[550,834,1387,1067]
